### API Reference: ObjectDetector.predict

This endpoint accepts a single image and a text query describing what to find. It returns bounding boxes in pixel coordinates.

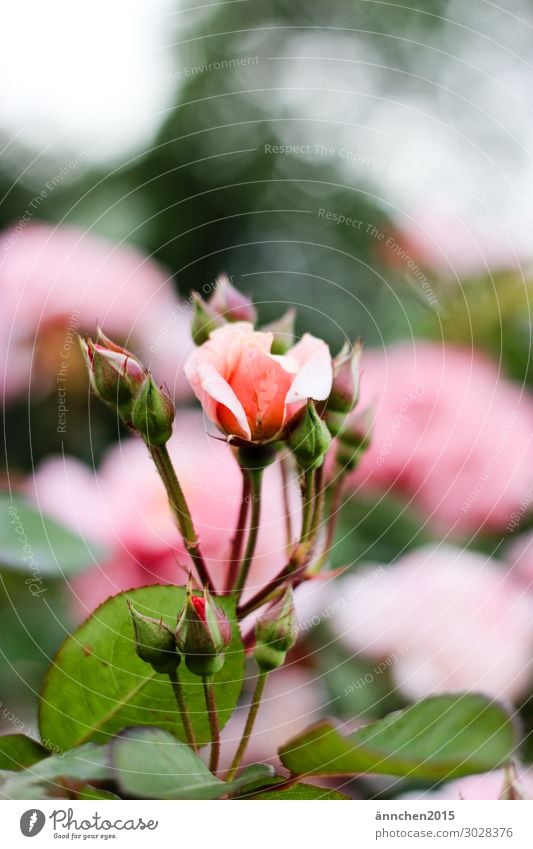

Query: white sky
[0,0,176,164]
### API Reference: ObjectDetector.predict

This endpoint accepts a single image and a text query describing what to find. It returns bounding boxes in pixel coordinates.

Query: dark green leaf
[0,735,48,771]
[0,494,106,578]
[279,694,515,781]
[39,585,244,750]
[113,727,273,799]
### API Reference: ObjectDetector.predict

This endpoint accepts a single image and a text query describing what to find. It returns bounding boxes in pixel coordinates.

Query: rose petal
[195,360,251,439]
[286,336,333,404]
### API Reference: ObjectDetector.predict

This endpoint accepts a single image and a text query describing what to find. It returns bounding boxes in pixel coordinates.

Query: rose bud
[254,587,298,672]
[208,274,257,324]
[132,374,175,446]
[185,323,333,444]
[287,400,332,471]
[128,601,180,674]
[80,334,146,423]
[175,582,231,677]
[191,293,224,346]
[327,339,362,415]
[335,406,373,471]
[262,307,297,355]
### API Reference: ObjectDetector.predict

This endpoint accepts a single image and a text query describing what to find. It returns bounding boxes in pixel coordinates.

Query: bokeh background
[1,0,533,799]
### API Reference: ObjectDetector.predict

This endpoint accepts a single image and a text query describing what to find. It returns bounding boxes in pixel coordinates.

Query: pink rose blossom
[0,222,192,399]
[185,323,333,442]
[27,411,298,616]
[349,342,533,534]
[330,545,533,702]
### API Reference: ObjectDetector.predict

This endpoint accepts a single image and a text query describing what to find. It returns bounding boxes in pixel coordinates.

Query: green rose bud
[327,339,362,415]
[288,400,332,470]
[254,587,298,672]
[262,307,296,355]
[190,293,223,345]
[80,334,147,423]
[208,274,257,323]
[175,582,231,677]
[128,601,180,674]
[335,406,373,471]
[131,374,175,446]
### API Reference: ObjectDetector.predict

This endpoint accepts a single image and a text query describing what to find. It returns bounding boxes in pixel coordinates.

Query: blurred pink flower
[330,545,533,702]
[506,531,533,590]
[27,411,298,616]
[0,222,192,399]
[349,342,533,535]
[405,766,533,800]
[385,208,521,277]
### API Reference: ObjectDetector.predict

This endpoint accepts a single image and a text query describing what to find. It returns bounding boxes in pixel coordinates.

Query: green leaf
[0,494,105,578]
[112,727,274,799]
[279,694,516,781]
[39,585,244,750]
[250,783,349,799]
[0,735,48,771]
[0,743,110,799]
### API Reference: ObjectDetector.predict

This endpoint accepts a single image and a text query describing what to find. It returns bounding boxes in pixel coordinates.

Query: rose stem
[203,676,221,774]
[237,465,324,618]
[225,671,268,781]
[299,468,316,543]
[234,468,264,598]
[149,442,213,590]
[280,454,294,551]
[225,467,252,593]
[168,669,197,752]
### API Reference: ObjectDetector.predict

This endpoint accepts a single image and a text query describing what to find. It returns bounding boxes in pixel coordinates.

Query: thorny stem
[168,669,197,752]
[203,676,221,775]
[234,468,264,599]
[225,467,252,593]
[149,443,213,590]
[225,671,268,781]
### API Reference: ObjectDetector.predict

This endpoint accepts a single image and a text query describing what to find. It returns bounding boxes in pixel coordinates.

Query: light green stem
[203,676,221,775]
[149,443,213,589]
[226,672,268,781]
[234,468,264,598]
[299,468,316,543]
[168,669,197,752]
